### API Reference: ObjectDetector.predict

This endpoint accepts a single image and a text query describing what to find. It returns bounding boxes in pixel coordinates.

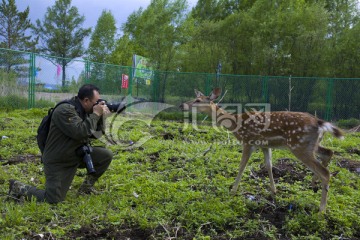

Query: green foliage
[0,95,28,110]
[337,118,360,129]
[1,109,360,239]
[0,0,37,51]
[0,95,54,111]
[122,0,188,72]
[88,10,116,63]
[86,10,120,95]
[115,0,360,79]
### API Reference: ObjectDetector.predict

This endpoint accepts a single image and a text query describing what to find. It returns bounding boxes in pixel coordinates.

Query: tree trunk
[62,62,66,87]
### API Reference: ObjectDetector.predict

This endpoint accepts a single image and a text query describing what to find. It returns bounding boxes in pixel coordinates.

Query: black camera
[95,99,126,113]
[76,145,96,175]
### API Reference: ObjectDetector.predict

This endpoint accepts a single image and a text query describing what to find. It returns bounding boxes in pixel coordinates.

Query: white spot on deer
[290,144,300,150]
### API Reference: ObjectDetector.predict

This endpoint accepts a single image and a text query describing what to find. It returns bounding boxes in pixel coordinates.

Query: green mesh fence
[0,48,359,121]
[0,48,31,109]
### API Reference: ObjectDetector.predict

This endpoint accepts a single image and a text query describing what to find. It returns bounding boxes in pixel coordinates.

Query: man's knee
[92,147,113,163]
[104,148,113,161]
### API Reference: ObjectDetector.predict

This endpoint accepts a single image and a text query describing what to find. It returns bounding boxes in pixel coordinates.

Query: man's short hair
[78,84,100,100]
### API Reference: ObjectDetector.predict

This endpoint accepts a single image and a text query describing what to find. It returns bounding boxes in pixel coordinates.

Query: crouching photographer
[8,84,113,203]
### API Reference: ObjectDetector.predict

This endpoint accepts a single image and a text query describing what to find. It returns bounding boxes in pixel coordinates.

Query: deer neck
[207,104,240,131]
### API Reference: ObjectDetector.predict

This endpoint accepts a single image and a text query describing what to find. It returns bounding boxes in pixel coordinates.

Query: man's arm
[51,104,101,141]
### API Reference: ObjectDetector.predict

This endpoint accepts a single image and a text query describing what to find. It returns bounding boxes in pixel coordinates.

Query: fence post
[205,74,211,95]
[152,70,158,103]
[262,76,269,102]
[28,52,36,108]
[325,78,334,121]
[85,60,90,83]
[128,66,133,97]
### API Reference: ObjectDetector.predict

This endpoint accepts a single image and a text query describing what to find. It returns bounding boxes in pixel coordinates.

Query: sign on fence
[132,54,153,80]
[121,74,129,89]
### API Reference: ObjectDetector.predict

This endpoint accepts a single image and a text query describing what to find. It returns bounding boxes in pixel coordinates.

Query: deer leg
[312,146,334,190]
[231,144,254,194]
[293,151,330,212]
[317,146,333,167]
[262,148,276,196]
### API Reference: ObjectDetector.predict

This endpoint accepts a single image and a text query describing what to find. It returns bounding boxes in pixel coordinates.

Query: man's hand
[93,101,110,116]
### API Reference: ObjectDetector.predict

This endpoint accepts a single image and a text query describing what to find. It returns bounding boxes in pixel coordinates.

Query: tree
[32,0,91,87]
[87,10,116,63]
[110,33,138,66]
[121,0,188,101]
[122,0,188,71]
[87,10,119,94]
[0,0,37,74]
[0,0,36,50]
[191,0,220,21]
[324,0,359,77]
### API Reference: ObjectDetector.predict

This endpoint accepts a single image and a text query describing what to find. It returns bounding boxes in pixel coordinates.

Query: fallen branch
[348,125,360,133]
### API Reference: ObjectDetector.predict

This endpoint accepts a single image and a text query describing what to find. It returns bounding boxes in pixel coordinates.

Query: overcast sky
[16,0,198,40]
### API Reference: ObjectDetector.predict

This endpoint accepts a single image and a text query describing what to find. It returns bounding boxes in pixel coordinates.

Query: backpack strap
[50,100,75,115]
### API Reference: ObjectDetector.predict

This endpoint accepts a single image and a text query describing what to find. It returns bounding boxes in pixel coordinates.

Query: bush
[0,95,54,111]
[337,118,360,129]
[35,99,56,108]
[0,95,28,110]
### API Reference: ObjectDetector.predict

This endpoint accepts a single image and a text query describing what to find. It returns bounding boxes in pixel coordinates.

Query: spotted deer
[180,88,344,212]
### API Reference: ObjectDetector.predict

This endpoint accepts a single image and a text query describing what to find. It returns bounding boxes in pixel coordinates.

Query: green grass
[0,109,359,239]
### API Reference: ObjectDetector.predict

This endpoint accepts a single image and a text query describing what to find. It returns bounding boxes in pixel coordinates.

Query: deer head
[180,88,222,114]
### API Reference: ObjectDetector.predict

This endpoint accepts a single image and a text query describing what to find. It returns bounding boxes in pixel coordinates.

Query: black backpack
[37,100,73,155]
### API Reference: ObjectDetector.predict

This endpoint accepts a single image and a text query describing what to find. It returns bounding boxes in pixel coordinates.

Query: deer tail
[318,120,344,140]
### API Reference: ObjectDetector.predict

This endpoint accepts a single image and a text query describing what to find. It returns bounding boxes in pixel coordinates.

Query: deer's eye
[194,99,201,103]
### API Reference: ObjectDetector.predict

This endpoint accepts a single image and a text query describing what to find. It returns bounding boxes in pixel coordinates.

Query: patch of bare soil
[162,132,174,140]
[66,225,152,240]
[337,158,360,174]
[22,225,152,240]
[255,158,310,184]
[347,147,360,156]
[0,154,40,165]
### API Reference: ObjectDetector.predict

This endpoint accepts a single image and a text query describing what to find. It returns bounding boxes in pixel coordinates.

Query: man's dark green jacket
[42,97,104,164]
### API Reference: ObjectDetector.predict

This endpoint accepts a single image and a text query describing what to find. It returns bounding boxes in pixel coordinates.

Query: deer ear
[194,89,205,97]
[209,88,221,100]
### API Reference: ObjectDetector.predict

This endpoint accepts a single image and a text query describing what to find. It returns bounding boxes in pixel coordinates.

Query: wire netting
[0,48,359,121]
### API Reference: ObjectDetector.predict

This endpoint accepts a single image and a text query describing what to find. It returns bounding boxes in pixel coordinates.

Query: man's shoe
[77,186,100,195]
[8,179,29,201]
[77,174,100,196]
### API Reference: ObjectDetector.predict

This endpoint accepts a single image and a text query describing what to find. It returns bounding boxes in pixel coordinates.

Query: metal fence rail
[0,48,359,121]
